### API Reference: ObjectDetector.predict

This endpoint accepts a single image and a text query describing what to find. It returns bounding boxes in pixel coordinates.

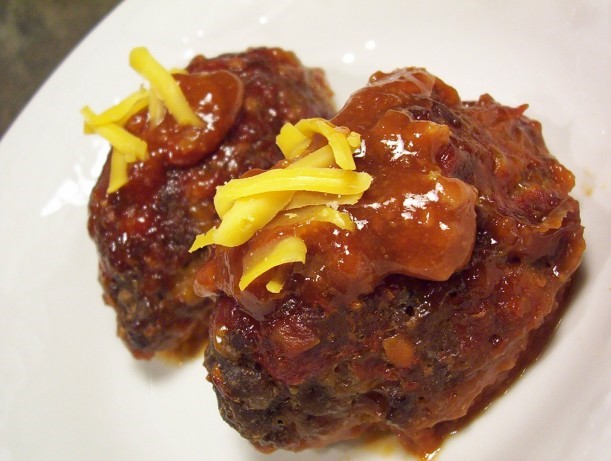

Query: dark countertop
[0,0,122,139]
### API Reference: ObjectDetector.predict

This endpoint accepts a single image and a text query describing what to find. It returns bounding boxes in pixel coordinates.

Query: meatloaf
[88,48,335,359]
[198,68,585,454]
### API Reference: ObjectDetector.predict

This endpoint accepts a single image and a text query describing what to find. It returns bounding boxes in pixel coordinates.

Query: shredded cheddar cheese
[214,167,372,217]
[108,149,129,193]
[83,122,148,162]
[275,123,310,159]
[294,118,360,170]
[129,47,203,127]
[82,47,203,193]
[265,265,291,293]
[81,89,148,132]
[191,191,294,248]
[190,118,370,293]
[285,191,362,210]
[267,205,356,232]
[147,88,166,127]
[239,236,307,291]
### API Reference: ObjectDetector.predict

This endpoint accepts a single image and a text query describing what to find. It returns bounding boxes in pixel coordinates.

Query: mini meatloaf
[88,48,335,359]
[199,68,584,454]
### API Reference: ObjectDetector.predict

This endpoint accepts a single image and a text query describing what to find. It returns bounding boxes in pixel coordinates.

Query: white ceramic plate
[1,1,609,460]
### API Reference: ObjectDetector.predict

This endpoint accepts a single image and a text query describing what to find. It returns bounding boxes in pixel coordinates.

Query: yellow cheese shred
[107,149,130,193]
[129,47,202,127]
[295,118,361,170]
[276,122,311,159]
[214,167,372,217]
[289,144,335,168]
[148,88,166,127]
[268,205,356,232]
[82,47,203,193]
[199,167,367,250]
[81,89,148,132]
[265,265,291,293]
[285,191,362,210]
[189,143,341,251]
[83,122,148,162]
[190,191,294,249]
[191,117,370,294]
[239,236,307,291]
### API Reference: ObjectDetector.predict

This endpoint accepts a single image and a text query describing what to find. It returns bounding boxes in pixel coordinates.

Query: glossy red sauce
[88,47,336,358]
[196,69,478,317]
[199,67,585,456]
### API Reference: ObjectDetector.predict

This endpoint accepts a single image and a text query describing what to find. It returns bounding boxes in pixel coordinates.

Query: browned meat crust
[202,69,584,454]
[87,48,335,359]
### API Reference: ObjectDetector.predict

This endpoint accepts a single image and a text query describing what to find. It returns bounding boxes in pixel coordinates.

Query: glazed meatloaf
[88,48,335,359]
[197,68,585,454]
